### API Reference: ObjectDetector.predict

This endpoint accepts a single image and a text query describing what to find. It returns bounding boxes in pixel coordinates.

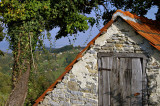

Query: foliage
[0,53,13,75]
[0,46,81,105]
[0,0,159,105]
[50,45,73,53]
[0,0,98,86]
[0,53,13,105]
[0,1,100,104]
[0,22,4,56]
[25,47,80,105]
[0,72,12,105]
[101,0,160,24]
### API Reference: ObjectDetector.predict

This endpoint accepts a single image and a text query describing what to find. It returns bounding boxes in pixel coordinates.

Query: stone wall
[39,18,160,106]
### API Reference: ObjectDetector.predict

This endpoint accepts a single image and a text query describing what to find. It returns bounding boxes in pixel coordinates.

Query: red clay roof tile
[124,15,160,51]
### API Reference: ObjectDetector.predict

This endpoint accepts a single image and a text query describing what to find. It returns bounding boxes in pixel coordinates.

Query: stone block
[49,100,59,106]
[52,93,59,98]
[59,101,71,106]
[69,74,75,79]
[119,40,125,44]
[115,44,123,48]
[85,65,97,74]
[112,37,118,40]
[56,83,65,89]
[102,46,114,51]
[42,96,50,105]
[88,49,96,54]
[123,47,131,51]
[59,93,65,98]
[46,91,52,95]
[87,99,98,104]
[63,75,68,80]
[70,100,84,105]
[106,39,113,43]
[93,45,101,50]
[135,50,144,53]
[84,103,92,106]
[68,81,79,91]
[65,93,72,98]
[70,91,83,96]
[78,96,87,101]
[70,78,75,81]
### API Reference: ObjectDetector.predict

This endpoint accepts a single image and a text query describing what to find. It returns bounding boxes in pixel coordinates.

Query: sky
[0,4,158,53]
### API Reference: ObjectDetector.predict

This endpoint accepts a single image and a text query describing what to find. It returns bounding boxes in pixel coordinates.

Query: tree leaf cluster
[0,53,13,105]
[102,0,160,25]
[0,21,4,56]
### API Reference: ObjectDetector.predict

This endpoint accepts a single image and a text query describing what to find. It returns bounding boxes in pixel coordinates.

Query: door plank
[102,70,110,106]
[101,57,112,106]
[142,59,148,106]
[131,58,142,106]
[110,57,116,106]
[120,58,132,106]
[112,58,132,106]
[110,57,120,106]
[98,69,103,106]
[101,57,113,70]
[98,58,102,71]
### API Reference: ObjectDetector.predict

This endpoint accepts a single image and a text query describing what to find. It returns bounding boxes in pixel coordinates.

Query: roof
[33,10,160,106]
[112,10,160,51]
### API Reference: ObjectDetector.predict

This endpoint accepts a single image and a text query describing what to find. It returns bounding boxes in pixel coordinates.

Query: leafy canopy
[0,1,102,104]
[101,0,160,24]
[0,0,100,41]
[0,21,4,56]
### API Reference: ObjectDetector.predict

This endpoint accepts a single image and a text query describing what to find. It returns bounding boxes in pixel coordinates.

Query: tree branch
[102,3,107,11]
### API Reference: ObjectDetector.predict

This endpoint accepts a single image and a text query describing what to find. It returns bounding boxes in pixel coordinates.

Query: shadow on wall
[147,74,159,106]
[103,85,154,106]
[114,18,160,105]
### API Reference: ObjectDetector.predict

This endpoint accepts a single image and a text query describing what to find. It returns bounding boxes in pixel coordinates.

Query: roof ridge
[114,10,160,26]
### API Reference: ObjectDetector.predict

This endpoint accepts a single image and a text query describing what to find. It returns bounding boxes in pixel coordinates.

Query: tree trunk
[6,64,30,106]
[6,32,34,106]
[12,41,21,87]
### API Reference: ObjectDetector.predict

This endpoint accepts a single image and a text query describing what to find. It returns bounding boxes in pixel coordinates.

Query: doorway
[98,53,148,106]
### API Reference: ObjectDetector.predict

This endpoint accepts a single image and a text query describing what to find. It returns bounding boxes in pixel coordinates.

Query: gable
[33,10,160,105]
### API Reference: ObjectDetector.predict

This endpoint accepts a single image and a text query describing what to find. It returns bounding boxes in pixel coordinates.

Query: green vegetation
[0,45,81,105]
[0,0,97,104]
[0,0,159,105]
[0,23,4,56]
[0,72,12,105]
[0,53,12,105]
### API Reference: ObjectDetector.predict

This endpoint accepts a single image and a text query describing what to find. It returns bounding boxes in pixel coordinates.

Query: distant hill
[41,45,84,53]
[50,45,84,53]
[0,45,83,105]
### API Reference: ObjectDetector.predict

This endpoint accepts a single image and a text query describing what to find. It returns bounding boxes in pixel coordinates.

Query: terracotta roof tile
[124,14,160,51]
[33,10,160,106]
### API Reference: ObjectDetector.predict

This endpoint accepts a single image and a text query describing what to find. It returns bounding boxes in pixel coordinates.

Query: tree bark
[6,64,30,106]
[12,40,21,87]
[6,32,33,106]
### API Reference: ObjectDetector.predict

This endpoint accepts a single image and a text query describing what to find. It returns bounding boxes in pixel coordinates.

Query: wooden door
[98,53,147,106]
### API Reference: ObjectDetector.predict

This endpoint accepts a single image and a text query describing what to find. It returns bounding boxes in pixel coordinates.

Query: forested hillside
[0,45,82,105]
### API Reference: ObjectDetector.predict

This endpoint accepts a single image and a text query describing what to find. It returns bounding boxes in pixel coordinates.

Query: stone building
[33,10,160,106]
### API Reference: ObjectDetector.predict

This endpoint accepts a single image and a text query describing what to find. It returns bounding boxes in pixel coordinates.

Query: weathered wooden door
[98,53,148,106]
